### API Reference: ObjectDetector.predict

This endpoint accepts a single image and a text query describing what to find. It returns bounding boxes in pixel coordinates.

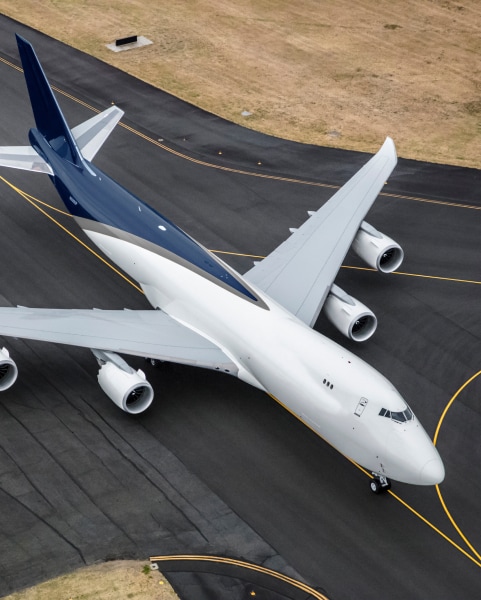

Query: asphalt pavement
[0,15,480,600]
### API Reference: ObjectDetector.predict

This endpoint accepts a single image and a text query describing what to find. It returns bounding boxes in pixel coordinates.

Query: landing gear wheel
[144,358,164,368]
[370,475,391,494]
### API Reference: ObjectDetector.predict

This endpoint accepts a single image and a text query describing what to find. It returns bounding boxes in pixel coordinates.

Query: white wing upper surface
[244,137,397,327]
[0,106,124,172]
[0,307,237,373]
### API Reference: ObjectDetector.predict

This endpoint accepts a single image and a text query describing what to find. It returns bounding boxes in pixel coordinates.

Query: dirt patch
[0,0,480,167]
[3,560,179,600]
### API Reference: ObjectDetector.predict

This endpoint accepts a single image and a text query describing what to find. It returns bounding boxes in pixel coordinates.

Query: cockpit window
[379,406,414,423]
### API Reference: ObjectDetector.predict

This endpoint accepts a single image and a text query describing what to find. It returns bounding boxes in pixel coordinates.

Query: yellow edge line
[381,191,481,210]
[341,265,481,285]
[1,54,480,211]
[149,554,329,600]
[388,490,481,567]
[23,194,72,216]
[7,190,480,286]
[433,369,481,445]
[0,176,143,294]
[267,393,481,568]
[433,370,481,562]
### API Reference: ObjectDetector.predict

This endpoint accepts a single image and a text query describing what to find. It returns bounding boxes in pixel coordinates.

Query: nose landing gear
[370,474,392,494]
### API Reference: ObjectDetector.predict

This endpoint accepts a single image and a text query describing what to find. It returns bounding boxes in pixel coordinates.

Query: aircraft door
[354,397,368,417]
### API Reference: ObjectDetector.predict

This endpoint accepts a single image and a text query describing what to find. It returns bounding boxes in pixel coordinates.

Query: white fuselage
[87,230,445,486]
[7,34,442,489]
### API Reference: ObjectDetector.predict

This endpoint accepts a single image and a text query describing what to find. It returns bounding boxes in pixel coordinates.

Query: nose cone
[385,423,445,485]
[420,456,445,485]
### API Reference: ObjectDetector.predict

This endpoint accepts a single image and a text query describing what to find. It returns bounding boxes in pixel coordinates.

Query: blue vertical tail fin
[16,34,82,166]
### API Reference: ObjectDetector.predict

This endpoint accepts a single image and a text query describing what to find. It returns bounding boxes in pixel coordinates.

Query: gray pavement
[0,14,480,600]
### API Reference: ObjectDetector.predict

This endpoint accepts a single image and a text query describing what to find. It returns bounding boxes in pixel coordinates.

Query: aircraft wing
[244,137,397,327]
[0,106,124,173]
[0,306,237,373]
[71,105,124,161]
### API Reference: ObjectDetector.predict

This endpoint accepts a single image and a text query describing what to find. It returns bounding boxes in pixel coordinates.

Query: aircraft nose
[420,456,445,485]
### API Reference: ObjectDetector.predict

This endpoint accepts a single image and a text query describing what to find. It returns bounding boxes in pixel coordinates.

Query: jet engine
[94,350,154,414]
[0,347,18,391]
[352,221,404,273]
[323,284,377,342]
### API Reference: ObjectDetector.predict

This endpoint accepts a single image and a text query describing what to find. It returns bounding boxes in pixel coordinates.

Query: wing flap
[245,137,397,326]
[0,307,237,373]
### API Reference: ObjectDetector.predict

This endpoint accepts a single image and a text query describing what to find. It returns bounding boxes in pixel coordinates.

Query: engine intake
[323,285,377,342]
[0,347,18,391]
[352,221,404,273]
[93,350,154,414]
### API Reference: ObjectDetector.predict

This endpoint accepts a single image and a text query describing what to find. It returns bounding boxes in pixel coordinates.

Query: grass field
[3,561,178,600]
[0,0,480,167]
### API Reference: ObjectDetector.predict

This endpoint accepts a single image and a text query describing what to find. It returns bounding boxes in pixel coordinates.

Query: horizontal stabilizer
[0,106,124,173]
[71,105,124,161]
[0,146,53,174]
[0,38,123,173]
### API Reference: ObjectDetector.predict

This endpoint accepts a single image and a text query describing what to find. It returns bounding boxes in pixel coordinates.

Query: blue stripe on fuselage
[29,128,259,302]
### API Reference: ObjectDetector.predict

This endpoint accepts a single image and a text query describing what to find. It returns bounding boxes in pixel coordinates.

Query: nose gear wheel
[370,474,392,494]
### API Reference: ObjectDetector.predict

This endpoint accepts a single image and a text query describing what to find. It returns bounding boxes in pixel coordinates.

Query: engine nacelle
[323,285,377,342]
[0,347,18,391]
[352,221,404,273]
[97,360,154,414]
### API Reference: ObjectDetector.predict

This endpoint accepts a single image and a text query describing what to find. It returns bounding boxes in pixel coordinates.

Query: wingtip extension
[380,136,397,164]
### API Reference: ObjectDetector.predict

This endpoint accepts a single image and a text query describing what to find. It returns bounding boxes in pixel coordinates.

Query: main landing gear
[144,358,164,367]
[370,474,392,494]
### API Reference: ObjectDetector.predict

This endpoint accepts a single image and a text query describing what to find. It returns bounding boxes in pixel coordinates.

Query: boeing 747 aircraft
[0,35,444,493]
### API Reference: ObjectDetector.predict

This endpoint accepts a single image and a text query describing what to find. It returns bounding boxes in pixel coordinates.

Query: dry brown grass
[2,560,178,600]
[0,0,480,166]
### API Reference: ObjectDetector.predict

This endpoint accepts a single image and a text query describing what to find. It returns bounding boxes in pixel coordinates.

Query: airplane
[0,35,444,493]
